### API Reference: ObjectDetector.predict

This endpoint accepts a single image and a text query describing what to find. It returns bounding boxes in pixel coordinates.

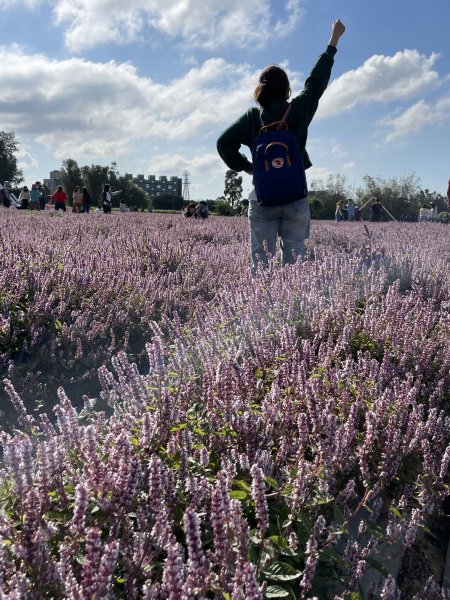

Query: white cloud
[307,166,332,185]
[0,0,41,6]
[48,0,304,52]
[0,46,261,159]
[17,146,39,177]
[306,138,348,161]
[148,152,221,173]
[342,161,355,170]
[380,92,450,143]
[318,50,440,118]
[330,144,348,159]
[146,152,225,195]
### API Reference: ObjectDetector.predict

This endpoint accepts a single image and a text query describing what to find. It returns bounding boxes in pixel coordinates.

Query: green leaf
[320,546,347,566]
[229,490,247,500]
[389,506,402,519]
[262,561,302,582]
[366,558,389,578]
[265,476,279,490]
[169,423,187,432]
[333,503,346,526]
[233,479,251,492]
[265,584,290,598]
[193,427,206,436]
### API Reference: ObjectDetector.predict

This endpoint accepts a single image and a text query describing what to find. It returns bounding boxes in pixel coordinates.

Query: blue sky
[1,0,449,200]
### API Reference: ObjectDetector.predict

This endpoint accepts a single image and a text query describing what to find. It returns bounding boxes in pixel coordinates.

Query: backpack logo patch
[271,157,284,169]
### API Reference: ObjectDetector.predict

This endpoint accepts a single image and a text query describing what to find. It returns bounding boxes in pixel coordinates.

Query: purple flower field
[0,211,449,599]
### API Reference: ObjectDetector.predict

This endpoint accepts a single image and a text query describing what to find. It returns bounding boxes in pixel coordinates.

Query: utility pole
[183,170,190,203]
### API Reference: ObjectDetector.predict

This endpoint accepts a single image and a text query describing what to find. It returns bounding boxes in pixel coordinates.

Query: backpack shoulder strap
[260,103,292,133]
[279,104,291,126]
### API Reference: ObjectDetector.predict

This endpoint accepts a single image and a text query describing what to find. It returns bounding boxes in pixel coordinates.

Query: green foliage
[81,164,111,206]
[349,331,384,361]
[224,169,243,208]
[151,194,183,211]
[308,172,445,221]
[214,199,236,216]
[355,173,422,221]
[0,131,23,185]
[60,158,83,202]
[309,173,351,219]
[118,176,148,210]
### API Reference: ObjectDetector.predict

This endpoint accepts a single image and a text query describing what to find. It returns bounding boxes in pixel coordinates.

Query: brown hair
[254,65,291,108]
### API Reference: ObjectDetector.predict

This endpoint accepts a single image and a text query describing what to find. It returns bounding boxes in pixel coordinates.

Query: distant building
[43,170,183,198]
[43,170,62,193]
[130,174,182,198]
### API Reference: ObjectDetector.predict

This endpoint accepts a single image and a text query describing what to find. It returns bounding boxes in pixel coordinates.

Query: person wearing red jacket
[51,185,68,212]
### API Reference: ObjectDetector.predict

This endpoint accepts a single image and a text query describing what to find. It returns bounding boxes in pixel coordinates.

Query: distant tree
[214,198,235,216]
[355,173,422,221]
[308,173,352,219]
[151,194,183,211]
[81,164,111,206]
[108,161,120,189]
[417,188,446,214]
[118,176,149,210]
[60,159,83,203]
[0,131,23,185]
[224,170,242,209]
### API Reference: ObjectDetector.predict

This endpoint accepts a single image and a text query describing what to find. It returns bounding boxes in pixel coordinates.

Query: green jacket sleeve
[216,109,254,173]
[293,45,337,127]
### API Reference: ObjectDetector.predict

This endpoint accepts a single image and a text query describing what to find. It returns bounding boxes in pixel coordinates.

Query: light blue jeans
[248,189,310,273]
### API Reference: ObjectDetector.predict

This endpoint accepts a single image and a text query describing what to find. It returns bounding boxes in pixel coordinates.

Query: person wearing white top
[102,184,122,214]
[419,205,430,222]
[429,203,437,221]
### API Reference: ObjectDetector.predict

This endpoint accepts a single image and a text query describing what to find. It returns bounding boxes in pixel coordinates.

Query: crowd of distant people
[335,198,361,222]
[1,179,213,219]
[183,201,209,219]
[0,181,126,214]
[334,196,445,223]
[1,179,449,223]
[418,203,438,222]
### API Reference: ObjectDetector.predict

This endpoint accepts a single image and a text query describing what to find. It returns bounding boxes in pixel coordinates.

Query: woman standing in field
[18,186,30,210]
[335,200,344,222]
[72,186,82,213]
[102,184,122,214]
[51,185,68,212]
[217,19,345,272]
[81,187,92,213]
[29,184,41,210]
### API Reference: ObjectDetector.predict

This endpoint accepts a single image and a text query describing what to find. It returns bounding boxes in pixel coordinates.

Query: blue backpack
[252,105,307,206]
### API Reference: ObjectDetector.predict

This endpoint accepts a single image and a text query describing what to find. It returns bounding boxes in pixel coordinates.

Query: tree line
[0,131,149,211]
[1,130,447,218]
[59,159,149,211]
[219,170,448,220]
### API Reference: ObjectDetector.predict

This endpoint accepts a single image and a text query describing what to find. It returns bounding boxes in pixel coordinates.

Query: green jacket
[216,45,337,173]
